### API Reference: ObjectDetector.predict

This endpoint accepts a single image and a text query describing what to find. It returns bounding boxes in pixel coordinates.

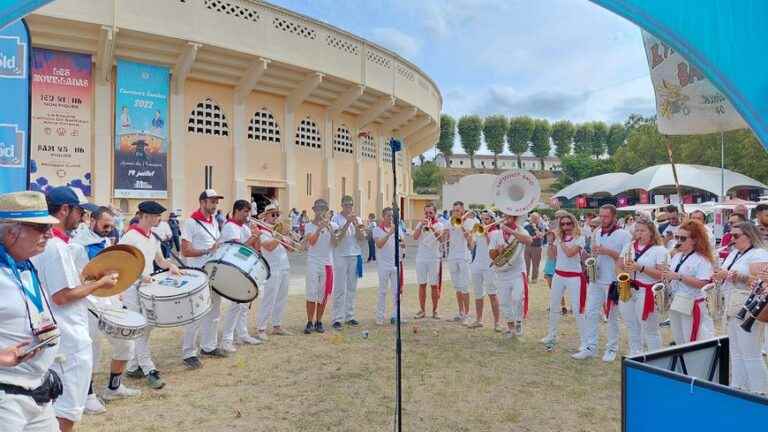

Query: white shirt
[0,265,59,389]
[152,221,173,241]
[259,231,289,271]
[331,213,363,257]
[471,232,493,272]
[373,225,396,269]
[447,218,476,261]
[182,215,220,269]
[31,236,91,354]
[120,228,161,277]
[305,221,338,266]
[220,220,252,244]
[592,226,632,285]
[669,251,713,299]
[415,221,445,262]
[621,242,669,285]
[662,223,681,250]
[554,234,585,273]
[488,227,526,273]
[721,247,768,295]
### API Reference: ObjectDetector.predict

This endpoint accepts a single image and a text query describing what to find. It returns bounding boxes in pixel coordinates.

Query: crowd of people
[2,185,768,431]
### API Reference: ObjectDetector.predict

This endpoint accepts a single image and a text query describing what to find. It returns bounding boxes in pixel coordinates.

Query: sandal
[431,312,441,320]
[413,311,426,320]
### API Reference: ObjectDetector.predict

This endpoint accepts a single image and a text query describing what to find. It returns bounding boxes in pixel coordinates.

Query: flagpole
[389,138,403,432]
[664,137,685,214]
[720,131,725,202]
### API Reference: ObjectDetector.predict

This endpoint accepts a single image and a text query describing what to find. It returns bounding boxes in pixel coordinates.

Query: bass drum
[138,269,211,328]
[203,241,270,303]
[87,303,148,340]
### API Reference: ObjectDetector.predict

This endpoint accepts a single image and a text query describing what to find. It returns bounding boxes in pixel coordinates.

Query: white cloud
[370,27,422,60]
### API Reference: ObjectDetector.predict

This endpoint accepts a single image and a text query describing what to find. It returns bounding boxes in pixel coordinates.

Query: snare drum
[88,304,148,340]
[203,241,270,303]
[138,269,212,328]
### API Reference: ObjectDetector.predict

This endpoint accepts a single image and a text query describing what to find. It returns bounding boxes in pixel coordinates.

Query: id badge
[20,271,58,338]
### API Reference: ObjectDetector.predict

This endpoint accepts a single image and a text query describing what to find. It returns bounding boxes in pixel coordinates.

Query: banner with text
[642,30,747,135]
[30,48,92,195]
[113,59,168,198]
[0,19,30,194]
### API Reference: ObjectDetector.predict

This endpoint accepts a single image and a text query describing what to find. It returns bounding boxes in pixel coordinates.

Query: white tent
[554,172,633,199]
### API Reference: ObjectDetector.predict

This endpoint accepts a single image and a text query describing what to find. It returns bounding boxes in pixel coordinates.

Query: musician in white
[712,222,768,394]
[689,210,716,250]
[489,214,533,338]
[120,201,181,390]
[254,203,293,339]
[541,212,587,351]
[579,204,632,362]
[303,199,339,334]
[181,189,223,370]
[0,191,61,432]
[32,187,118,432]
[617,217,667,355]
[446,201,475,324]
[220,200,262,352]
[468,211,501,331]
[412,203,445,319]
[372,208,407,325]
[331,195,366,330]
[71,206,140,413]
[661,220,716,345]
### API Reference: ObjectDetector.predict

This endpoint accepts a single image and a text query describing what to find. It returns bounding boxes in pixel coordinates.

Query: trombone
[472,220,499,235]
[251,217,305,252]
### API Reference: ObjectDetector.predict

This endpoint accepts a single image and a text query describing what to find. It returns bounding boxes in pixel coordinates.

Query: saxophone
[616,246,633,303]
[652,254,672,314]
[492,237,522,268]
[584,229,598,283]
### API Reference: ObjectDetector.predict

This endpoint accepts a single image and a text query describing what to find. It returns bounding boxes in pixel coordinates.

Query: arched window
[187,98,229,136]
[295,117,321,149]
[360,132,376,159]
[248,108,281,143]
[333,126,353,154]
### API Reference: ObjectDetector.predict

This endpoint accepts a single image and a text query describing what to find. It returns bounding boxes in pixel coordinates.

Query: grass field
[81,280,627,432]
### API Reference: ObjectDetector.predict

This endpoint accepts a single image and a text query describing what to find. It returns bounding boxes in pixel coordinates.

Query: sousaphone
[491,169,541,268]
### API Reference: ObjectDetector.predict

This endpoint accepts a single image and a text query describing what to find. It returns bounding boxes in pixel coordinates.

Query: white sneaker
[101,384,141,401]
[84,393,106,415]
[503,330,515,339]
[514,321,524,336]
[237,335,263,345]
[462,316,474,326]
[221,341,237,353]
[255,331,269,342]
[571,348,596,360]
[494,323,503,333]
[602,349,618,362]
[540,335,555,344]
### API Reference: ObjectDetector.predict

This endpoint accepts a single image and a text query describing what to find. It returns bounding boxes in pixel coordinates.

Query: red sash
[555,269,587,314]
[633,280,655,321]
[690,298,706,341]
[128,224,150,238]
[190,210,213,224]
[322,265,334,304]
[522,272,529,319]
[51,227,70,243]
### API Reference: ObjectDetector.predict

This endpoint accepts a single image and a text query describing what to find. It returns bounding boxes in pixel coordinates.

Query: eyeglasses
[20,223,52,233]
[674,235,688,242]
[560,221,574,227]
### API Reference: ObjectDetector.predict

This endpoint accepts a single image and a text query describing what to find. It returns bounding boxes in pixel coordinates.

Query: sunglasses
[560,221,574,227]
[21,223,52,233]
[674,235,688,242]
[731,233,743,240]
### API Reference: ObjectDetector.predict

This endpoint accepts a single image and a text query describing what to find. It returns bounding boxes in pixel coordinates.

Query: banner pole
[664,137,685,214]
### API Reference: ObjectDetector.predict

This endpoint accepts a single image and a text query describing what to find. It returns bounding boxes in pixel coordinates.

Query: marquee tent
[553,172,633,200]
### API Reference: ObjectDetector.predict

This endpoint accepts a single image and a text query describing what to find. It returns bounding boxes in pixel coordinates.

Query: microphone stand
[390,138,403,432]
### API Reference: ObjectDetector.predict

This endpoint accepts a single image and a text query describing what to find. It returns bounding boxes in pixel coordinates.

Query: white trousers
[547,274,587,347]
[182,291,222,359]
[669,303,714,345]
[221,300,250,344]
[446,259,470,293]
[496,271,524,323]
[584,282,620,352]
[728,318,768,393]
[0,393,59,432]
[376,266,402,322]
[620,288,662,355]
[332,256,359,323]
[471,268,497,298]
[51,348,92,422]
[255,268,290,331]
[122,287,157,374]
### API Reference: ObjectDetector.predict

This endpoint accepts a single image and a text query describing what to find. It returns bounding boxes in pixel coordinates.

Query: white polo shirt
[182,214,220,269]
[305,221,338,266]
[0,263,59,389]
[373,225,396,270]
[592,226,632,285]
[31,235,91,354]
[415,221,444,262]
[620,242,669,285]
[447,218,476,262]
[488,227,526,273]
[471,232,493,272]
[120,227,161,277]
[220,220,251,244]
[554,235,586,273]
[259,231,289,271]
[669,251,713,298]
[152,220,173,242]
[331,213,363,257]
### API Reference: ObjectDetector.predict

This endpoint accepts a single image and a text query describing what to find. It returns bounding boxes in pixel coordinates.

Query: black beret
[138,201,166,215]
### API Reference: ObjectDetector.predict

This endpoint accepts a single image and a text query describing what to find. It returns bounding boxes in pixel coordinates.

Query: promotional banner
[0,19,29,194]
[642,30,747,136]
[113,59,169,199]
[0,1,54,30]
[30,48,92,195]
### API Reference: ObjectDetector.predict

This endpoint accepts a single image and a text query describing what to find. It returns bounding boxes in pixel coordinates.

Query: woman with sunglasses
[618,217,667,354]
[713,222,768,393]
[541,212,587,351]
[661,220,716,345]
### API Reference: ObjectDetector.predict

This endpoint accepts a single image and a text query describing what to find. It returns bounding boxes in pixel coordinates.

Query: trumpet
[421,218,435,233]
[472,221,499,235]
[251,217,305,252]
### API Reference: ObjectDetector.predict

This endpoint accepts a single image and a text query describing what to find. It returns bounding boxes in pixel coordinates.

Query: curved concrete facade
[27,0,441,216]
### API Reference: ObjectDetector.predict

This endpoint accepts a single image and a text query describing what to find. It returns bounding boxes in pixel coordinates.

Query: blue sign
[0,19,29,193]
[0,1,54,30]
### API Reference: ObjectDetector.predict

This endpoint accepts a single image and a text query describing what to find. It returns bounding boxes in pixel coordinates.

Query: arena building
[26,0,442,217]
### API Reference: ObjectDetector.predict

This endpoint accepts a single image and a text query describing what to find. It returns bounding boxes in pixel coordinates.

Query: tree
[437,114,456,156]
[624,113,656,131]
[530,118,552,170]
[573,123,593,156]
[553,153,616,190]
[457,115,483,168]
[612,123,668,173]
[606,123,627,156]
[483,115,508,171]
[590,121,608,158]
[550,120,575,158]
[507,116,534,168]
[411,161,443,194]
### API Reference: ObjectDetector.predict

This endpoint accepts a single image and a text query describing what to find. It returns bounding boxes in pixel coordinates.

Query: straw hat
[0,191,59,224]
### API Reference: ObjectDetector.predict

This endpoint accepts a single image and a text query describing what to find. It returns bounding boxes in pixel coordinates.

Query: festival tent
[553,172,633,200]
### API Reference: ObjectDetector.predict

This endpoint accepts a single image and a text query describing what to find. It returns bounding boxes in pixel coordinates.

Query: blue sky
[269,0,657,155]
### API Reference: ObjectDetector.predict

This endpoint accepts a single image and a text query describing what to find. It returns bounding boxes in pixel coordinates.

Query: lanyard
[674,252,694,273]
[726,247,753,271]
[633,242,652,262]
[0,248,45,313]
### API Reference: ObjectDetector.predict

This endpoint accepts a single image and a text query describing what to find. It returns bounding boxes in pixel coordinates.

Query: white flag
[642,30,747,135]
